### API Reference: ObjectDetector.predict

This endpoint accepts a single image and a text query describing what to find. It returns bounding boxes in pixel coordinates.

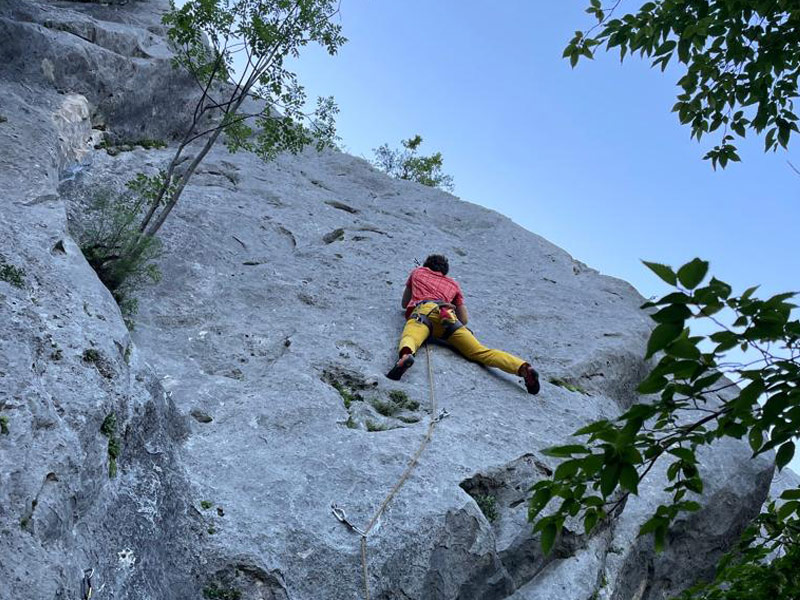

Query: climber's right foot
[386,354,415,381]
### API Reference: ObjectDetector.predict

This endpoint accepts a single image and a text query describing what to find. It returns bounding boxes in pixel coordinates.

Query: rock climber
[386,254,540,394]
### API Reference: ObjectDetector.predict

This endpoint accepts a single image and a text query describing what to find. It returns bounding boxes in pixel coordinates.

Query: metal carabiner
[331,502,366,536]
[83,568,94,600]
[434,408,450,423]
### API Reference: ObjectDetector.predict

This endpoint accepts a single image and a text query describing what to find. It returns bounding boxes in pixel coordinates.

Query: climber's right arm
[401,284,412,309]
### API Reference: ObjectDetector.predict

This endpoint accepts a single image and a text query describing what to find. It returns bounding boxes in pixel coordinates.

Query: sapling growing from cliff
[134,0,346,236]
[529,259,800,597]
[78,184,162,327]
[372,135,455,192]
[136,0,344,237]
[86,0,344,306]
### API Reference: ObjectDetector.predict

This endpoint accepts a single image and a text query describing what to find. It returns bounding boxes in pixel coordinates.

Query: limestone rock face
[0,0,198,142]
[0,2,775,599]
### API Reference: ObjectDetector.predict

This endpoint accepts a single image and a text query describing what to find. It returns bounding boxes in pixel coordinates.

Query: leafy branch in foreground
[566,1,800,168]
[372,134,455,192]
[676,495,800,599]
[529,258,799,568]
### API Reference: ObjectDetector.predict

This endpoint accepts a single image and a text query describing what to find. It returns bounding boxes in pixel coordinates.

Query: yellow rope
[357,344,440,599]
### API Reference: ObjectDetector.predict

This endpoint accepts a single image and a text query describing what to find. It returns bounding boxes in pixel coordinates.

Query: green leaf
[646,323,684,359]
[666,337,701,360]
[668,447,696,463]
[619,463,640,494]
[583,495,605,507]
[600,461,621,497]
[749,427,764,454]
[584,510,599,535]
[621,403,658,421]
[541,521,557,555]
[659,292,693,304]
[651,304,692,324]
[638,515,661,536]
[776,441,796,470]
[738,379,765,408]
[777,500,798,520]
[642,261,677,285]
[529,487,553,515]
[654,40,676,56]
[554,460,581,480]
[677,258,709,289]
[693,372,723,388]
[574,420,611,436]
[542,444,590,458]
[685,477,704,494]
[637,372,668,394]
[742,285,759,300]
[654,524,667,552]
[780,488,800,501]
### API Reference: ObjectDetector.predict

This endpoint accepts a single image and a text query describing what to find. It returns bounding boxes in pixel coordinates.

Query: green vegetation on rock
[474,494,499,523]
[99,412,120,478]
[372,134,454,191]
[366,420,391,432]
[76,185,162,329]
[0,259,25,288]
[332,381,358,409]
[203,585,241,600]
[549,378,589,395]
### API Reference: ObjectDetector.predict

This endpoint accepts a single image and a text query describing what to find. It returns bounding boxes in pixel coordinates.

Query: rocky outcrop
[0,2,775,599]
[0,0,199,142]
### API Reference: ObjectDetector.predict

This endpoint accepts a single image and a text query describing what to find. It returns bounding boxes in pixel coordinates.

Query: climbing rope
[331,343,448,600]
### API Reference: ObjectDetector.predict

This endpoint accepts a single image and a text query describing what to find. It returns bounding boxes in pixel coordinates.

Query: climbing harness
[411,300,464,341]
[82,568,94,600]
[331,344,449,600]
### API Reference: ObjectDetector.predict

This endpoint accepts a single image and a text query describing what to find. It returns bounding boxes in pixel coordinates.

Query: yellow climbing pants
[398,302,526,375]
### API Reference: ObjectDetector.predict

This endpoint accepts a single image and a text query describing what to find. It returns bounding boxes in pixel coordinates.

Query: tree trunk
[145,89,251,237]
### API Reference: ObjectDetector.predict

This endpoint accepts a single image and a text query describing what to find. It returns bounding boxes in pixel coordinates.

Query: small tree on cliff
[84,0,344,321]
[134,0,345,236]
[564,0,800,168]
[372,134,455,192]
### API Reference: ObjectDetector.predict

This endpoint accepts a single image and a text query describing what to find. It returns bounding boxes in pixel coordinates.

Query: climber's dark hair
[423,254,449,275]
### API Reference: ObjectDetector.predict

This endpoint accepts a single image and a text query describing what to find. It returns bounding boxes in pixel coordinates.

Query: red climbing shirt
[404,267,464,318]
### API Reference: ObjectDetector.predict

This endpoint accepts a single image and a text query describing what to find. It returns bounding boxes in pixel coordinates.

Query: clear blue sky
[285,1,798,303]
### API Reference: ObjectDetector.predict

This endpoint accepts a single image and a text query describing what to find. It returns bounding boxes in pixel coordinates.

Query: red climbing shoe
[386,353,415,381]
[520,364,540,395]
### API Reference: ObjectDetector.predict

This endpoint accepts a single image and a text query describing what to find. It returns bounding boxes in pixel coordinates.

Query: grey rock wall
[0,0,199,142]
[0,68,197,600]
[0,2,775,599]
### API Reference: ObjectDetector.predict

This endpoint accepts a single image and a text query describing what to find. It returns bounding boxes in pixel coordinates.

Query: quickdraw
[330,503,366,536]
[82,568,94,600]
